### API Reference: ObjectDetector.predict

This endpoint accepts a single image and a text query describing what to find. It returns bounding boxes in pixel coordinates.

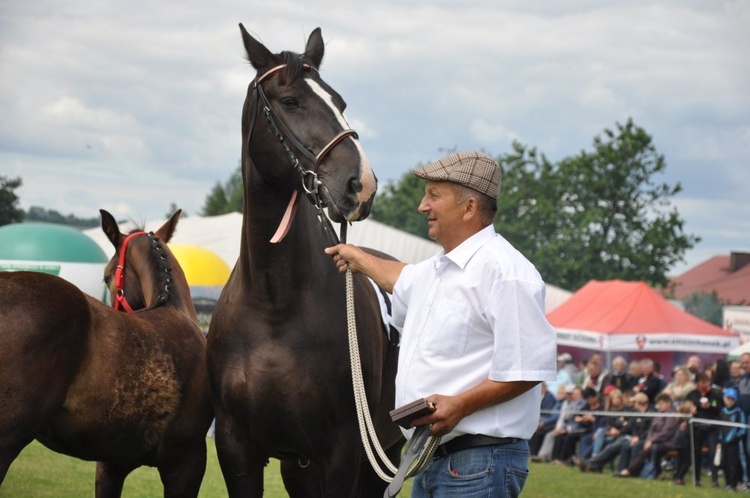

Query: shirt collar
[440,225,496,270]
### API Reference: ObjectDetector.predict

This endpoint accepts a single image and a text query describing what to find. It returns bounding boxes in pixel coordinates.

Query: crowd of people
[531,352,750,491]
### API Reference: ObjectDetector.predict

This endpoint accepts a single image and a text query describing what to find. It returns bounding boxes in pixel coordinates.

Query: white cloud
[1,0,748,275]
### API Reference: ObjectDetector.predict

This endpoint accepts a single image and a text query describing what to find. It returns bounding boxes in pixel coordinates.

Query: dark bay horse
[0,210,213,496]
[206,25,402,497]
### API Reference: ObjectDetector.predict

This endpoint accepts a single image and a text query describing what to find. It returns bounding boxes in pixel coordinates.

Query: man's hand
[411,394,467,437]
[324,244,405,293]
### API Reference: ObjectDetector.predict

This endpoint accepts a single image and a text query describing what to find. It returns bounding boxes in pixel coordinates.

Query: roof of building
[669,252,750,304]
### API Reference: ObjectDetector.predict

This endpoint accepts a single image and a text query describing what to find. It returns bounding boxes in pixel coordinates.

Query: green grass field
[0,439,728,497]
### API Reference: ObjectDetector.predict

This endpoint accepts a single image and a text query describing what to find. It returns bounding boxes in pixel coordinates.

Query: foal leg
[157,439,208,498]
[95,461,137,498]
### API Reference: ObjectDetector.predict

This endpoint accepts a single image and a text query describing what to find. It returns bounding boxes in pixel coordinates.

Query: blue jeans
[411,439,530,498]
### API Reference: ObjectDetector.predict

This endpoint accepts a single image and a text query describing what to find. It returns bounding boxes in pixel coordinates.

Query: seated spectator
[633,358,662,404]
[532,385,582,463]
[590,387,627,458]
[551,387,598,466]
[717,387,746,490]
[579,392,653,473]
[530,382,563,456]
[617,393,680,478]
[608,356,637,393]
[661,366,696,405]
[672,400,696,485]
[575,388,608,462]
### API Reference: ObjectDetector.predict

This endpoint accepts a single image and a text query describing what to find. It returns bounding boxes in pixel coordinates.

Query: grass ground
[0,439,731,497]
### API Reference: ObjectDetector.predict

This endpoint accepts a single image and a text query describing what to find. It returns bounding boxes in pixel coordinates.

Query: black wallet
[389,398,436,429]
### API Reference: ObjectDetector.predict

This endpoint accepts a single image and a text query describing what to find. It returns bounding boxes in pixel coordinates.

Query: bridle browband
[113,231,172,312]
[246,62,356,245]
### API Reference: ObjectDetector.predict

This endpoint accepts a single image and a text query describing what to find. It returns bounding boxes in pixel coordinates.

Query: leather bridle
[246,62,356,245]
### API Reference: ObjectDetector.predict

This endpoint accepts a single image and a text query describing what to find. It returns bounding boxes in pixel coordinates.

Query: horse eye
[281,97,300,109]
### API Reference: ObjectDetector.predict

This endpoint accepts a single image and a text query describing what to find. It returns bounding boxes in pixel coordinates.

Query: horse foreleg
[95,461,137,498]
[214,414,264,498]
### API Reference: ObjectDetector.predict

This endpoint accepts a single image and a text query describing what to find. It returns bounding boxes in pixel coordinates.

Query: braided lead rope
[345,269,440,482]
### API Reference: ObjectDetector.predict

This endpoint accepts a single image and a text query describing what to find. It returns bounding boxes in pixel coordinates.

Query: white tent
[84,213,570,312]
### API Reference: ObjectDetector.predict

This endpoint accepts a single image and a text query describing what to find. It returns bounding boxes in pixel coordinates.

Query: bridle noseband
[247,63,356,245]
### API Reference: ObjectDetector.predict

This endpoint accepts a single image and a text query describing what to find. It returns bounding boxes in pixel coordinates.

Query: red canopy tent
[547,280,739,376]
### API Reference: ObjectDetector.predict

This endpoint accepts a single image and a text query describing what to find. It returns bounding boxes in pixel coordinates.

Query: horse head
[239,24,377,223]
[101,209,191,313]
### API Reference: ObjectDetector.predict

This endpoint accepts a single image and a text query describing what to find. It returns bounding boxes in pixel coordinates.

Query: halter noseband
[113,231,147,312]
[247,63,356,245]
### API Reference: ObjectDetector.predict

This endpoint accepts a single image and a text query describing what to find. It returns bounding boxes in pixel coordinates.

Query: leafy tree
[0,175,24,226]
[496,119,699,290]
[365,120,698,291]
[370,171,428,239]
[202,166,243,215]
[683,291,723,326]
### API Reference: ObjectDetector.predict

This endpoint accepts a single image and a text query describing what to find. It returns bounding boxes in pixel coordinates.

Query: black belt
[433,434,523,459]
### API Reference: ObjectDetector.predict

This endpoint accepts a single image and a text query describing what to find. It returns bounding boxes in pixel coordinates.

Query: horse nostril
[348,178,363,194]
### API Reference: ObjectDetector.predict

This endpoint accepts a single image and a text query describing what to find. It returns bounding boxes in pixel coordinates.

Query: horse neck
[132,237,197,321]
[238,173,338,302]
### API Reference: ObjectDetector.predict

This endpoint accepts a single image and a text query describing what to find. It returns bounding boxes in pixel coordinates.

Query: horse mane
[123,228,178,308]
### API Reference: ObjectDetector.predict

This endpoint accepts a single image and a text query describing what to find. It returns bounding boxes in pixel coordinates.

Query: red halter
[113,231,147,312]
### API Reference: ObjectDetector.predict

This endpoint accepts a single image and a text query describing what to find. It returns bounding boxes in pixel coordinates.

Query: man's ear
[463,197,479,221]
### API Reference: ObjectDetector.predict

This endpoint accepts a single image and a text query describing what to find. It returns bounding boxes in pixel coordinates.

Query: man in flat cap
[326,151,557,497]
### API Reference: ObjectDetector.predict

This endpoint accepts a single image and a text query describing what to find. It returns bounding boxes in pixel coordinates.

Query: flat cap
[413,151,501,199]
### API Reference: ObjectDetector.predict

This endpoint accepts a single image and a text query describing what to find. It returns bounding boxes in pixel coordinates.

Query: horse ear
[155,209,182,244]
[100,209,123,251]
[239,23,275,70]
[305,27,324,69]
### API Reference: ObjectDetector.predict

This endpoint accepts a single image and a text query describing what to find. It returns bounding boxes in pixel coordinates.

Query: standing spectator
[608,356,637,393]
[713,359,732,389]
[717,387,746,490]
[672,400,696,485]
[583,359,610,394]
[728,360,741,389]
[686,372,724,487]
[661,366,696,405]
[617,393,680,478]
[557,353,582,387]
[685,354,702,381]
[737,353,750,486]
[628,360,642,379]
[633,358,662,404]
[530,382,562,456]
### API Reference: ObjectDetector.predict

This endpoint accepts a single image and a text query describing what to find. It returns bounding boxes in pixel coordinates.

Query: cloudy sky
[1,0,748,275]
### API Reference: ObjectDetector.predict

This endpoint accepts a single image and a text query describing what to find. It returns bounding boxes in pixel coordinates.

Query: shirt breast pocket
[423,300,471,358]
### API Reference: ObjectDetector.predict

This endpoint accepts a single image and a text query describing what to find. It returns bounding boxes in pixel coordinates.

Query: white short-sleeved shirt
[391,225,557,442]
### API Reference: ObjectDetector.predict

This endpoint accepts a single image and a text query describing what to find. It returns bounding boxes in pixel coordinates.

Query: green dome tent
[0,223,109,301]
